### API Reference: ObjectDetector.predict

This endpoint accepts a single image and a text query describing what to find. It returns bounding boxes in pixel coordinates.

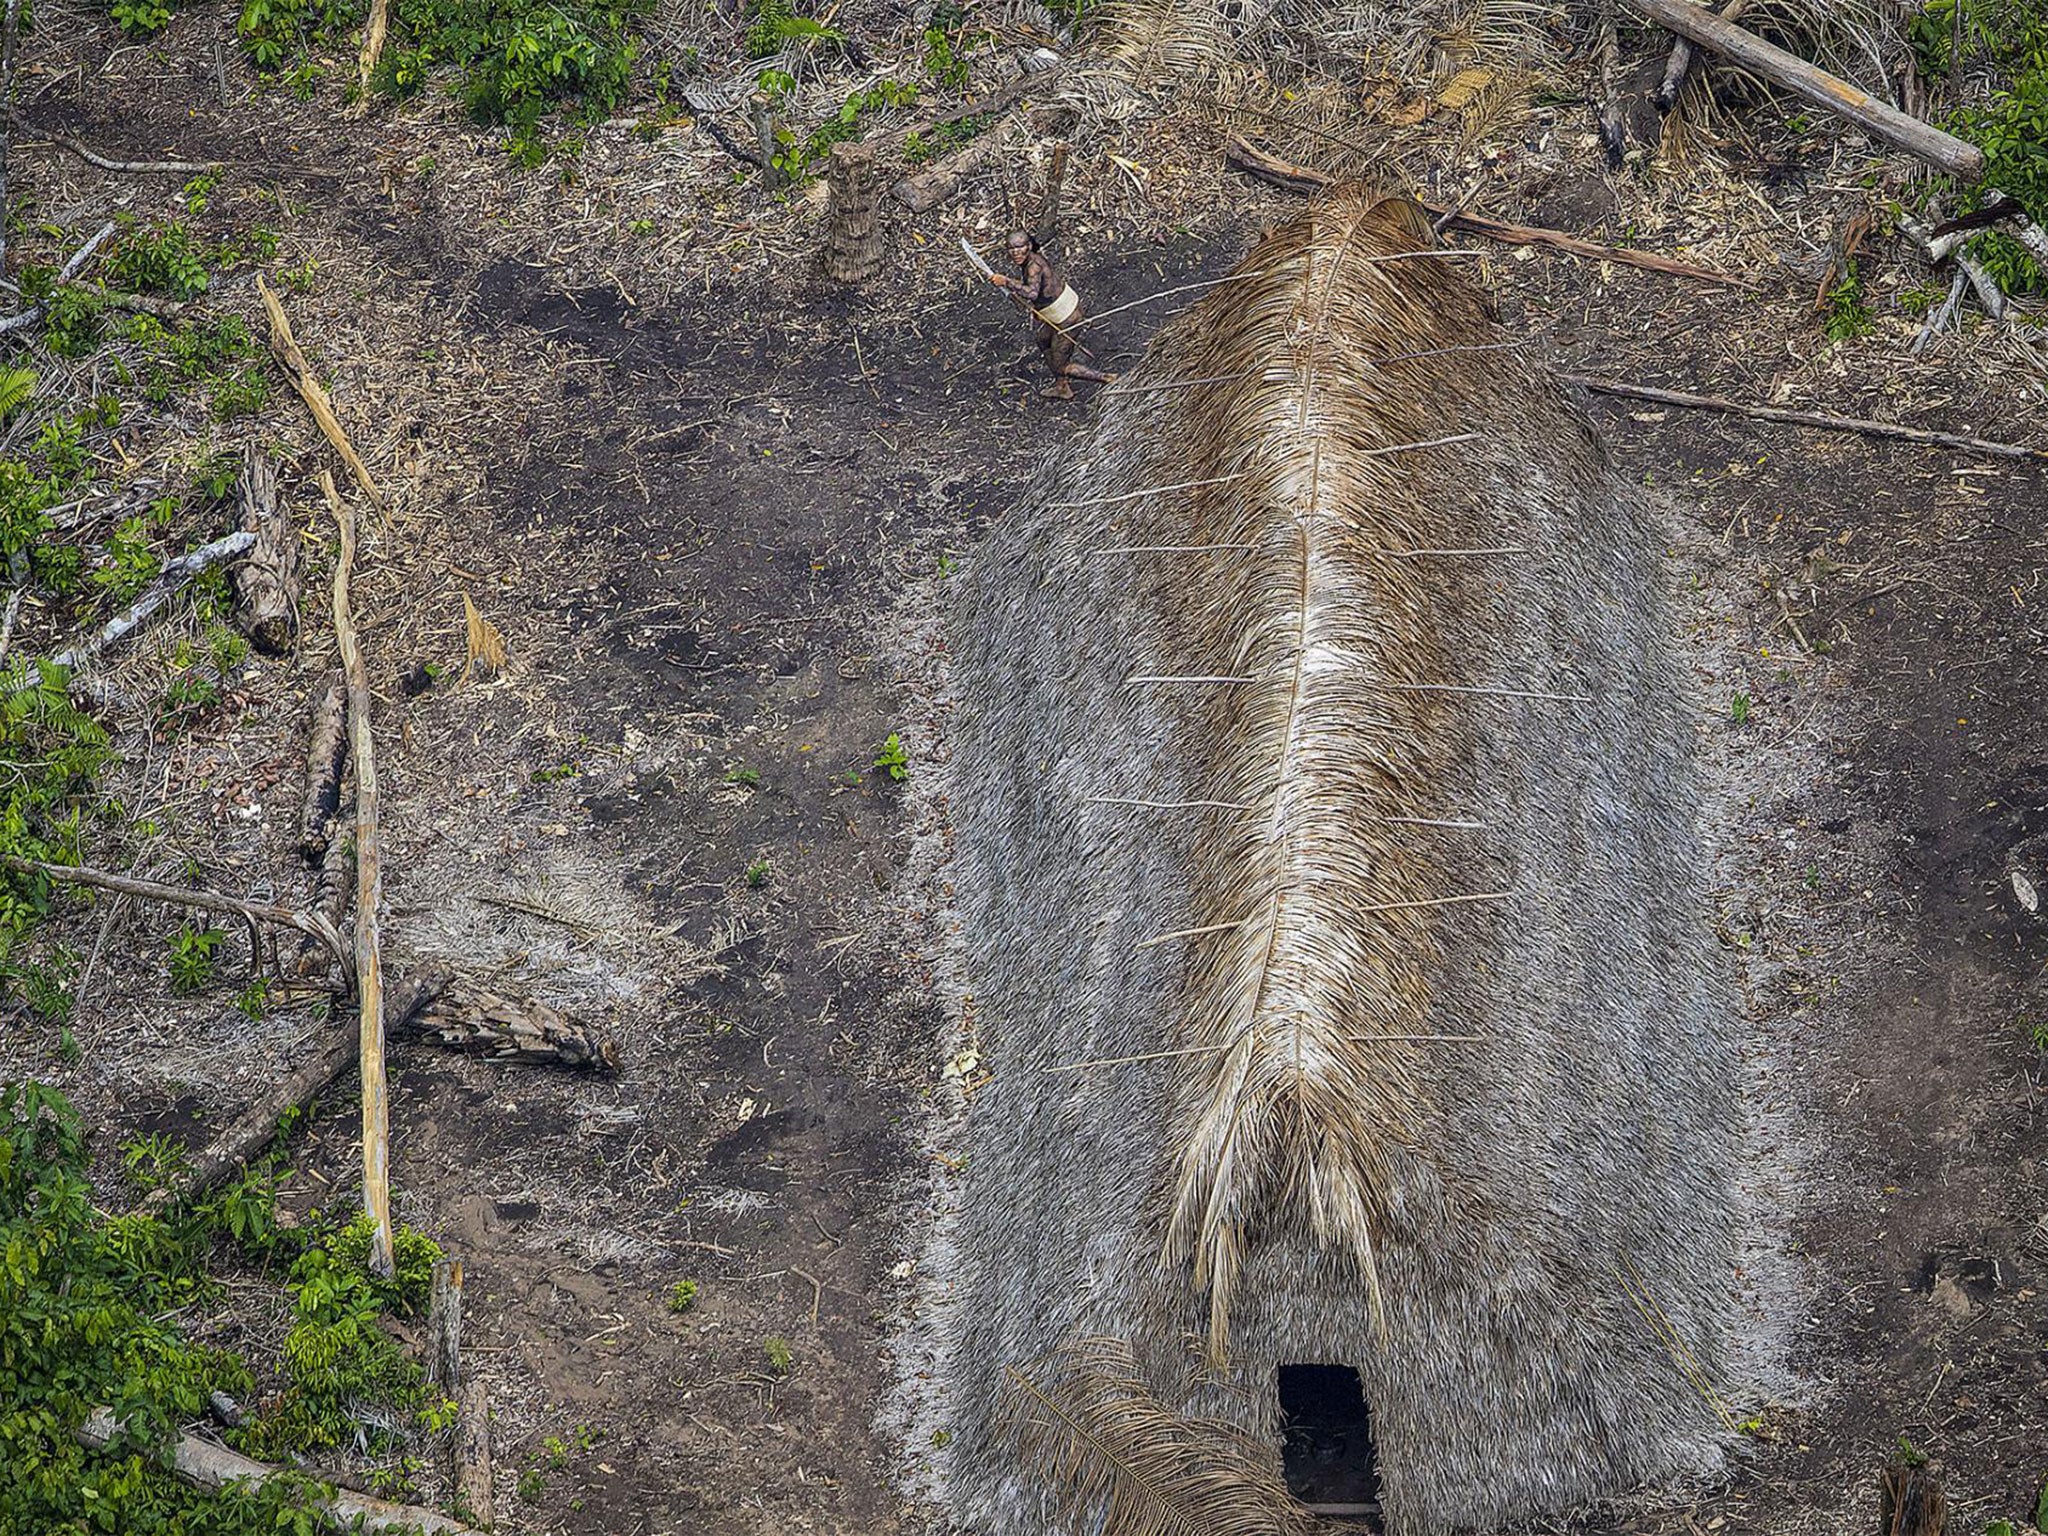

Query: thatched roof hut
[937,190,1740,1536]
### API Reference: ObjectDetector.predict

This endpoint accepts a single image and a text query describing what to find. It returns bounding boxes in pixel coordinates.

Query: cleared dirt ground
[6,7,2047,1534]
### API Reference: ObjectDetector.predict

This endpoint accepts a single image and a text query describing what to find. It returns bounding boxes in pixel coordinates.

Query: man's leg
[1041,325,1076,399]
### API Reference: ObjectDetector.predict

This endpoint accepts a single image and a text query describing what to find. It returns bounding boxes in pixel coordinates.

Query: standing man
[989,231,1114,400]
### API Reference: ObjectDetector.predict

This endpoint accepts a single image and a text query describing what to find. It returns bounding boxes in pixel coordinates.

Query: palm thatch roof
[936,190,1741,1536]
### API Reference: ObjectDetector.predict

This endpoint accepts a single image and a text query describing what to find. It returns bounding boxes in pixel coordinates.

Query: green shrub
[106,219,211,300]
[237,0,364,70]
[110,0,174,34]
[1916,0,2048,292]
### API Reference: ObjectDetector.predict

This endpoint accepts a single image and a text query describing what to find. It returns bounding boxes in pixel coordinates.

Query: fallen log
[232,447,300,655]
[426,1257,463,1389]
[300,677,349,860]
[1223,137,1750,286]
[1036,140,1068,249]
[894,128,1009,213]
[1624,0,1984,180]
[77,1409,478,1535]
[0,0,23,278]
[137,965,448,1214]
[1561,373,2048,461]
[48,529,255,671]
[259,278,382,504]
[1595,0,1625,167]
[1656,0,1750,113]
[402,979,620,1070]
[326,471,393,1279]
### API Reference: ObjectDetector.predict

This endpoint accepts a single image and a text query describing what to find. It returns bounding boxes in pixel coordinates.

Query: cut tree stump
[232,446,299,654]
[427,1257,463,1389]
[821,142,883,283]
[402,979,620,1070]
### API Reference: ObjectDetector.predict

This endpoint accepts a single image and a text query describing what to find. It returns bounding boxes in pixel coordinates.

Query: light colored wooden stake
[427,1257,463,1389]
[355,0,389,105]
[325,470,393,1279]
[260,276,382,503]
[1625,0,1984,179]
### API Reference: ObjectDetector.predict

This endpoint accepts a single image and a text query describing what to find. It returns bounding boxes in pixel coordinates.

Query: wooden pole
[325,470,393,1280]
[1036,141,1068,249]
[355,0,389,104]
[1624,0,1984,179]
[426,1258,463,1389]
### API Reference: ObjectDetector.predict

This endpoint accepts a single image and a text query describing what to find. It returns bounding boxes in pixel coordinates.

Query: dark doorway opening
[1278,1363,1380,1518]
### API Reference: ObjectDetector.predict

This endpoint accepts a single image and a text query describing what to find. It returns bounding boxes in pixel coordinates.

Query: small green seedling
[763,1336,793,1375]
[875,732,910,781]
[726,766,761,787]
[668,1279,699,1313]
[1730,692,1751,725]
[745,857,771,889]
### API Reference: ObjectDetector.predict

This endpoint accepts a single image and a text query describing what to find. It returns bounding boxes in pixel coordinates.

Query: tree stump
[232,446,300,654]
[822,142,882,283]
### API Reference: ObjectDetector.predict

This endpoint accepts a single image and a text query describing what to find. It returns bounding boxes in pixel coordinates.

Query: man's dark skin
[989,231,1115,400]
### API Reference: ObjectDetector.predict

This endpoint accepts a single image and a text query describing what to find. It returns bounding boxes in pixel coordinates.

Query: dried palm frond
[1145,195,1503,1364]
[994,1336,1312,1536]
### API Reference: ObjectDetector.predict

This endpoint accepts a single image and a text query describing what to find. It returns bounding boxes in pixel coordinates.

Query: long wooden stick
[46,529,254,669]
[1562,374,2048,461]
[0,853,348,971]
[78,1409,478,1535]
[1221,138,1749,286]
[259,277,381,503]
[325,470,393,1279]
[1625,0,1984,179]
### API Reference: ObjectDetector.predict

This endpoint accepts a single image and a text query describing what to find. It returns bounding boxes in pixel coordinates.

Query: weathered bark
[259,278,381,503]
[0,0,20,278]
[77,1409,479,1535]
[233,447,300,654]
[301,677,349,861]
[296,833,353,978]
[325,471,393,1279]
[1624,0,1984,179]
[426,1258,463,1390]
[47,529,254,671]
[1595,0,1625,166]
[402,980,620,1070]
[748,91,782,191]
[1655,0,1750,112]
[821,142,883,283]
[356,0,389,104]
[892,129,1007,213]
[454,1372,495,1530]
[1879,1457,1945,1536]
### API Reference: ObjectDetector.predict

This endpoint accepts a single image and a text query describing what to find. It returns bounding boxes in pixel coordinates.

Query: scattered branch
[46,529,254,671]
[1624,0,1985,179]
[0,0,21,277]
[259,276,382,503]
[1595,0,1625,167]
[0,219,117,335]
[300,676,349,861]
[77,1410,479,1535]
[1562,373,2048,460]
[1223,138,1750,286]
[10,114,214,173]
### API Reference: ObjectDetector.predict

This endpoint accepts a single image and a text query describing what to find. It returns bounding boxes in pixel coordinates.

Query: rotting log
[821,141,883,284]
[892,128,1008,213]
[1563,374,2048,461]
[1656,0,1750,112]
[232,446,300,655]
[325,470,394,1279]
[1223,137,1750,286]
[77,1409,478,1535]
[47,530,254,671]
[260,277,382,503]
[142,970,450,1215]
[426,1258,463,1390]
[402,979,620,1070]
[301,676,349,861]
[1625,0,1984,179]
[296,833,353,978]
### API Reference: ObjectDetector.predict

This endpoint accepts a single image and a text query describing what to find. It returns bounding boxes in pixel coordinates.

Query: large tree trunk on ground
[300,677,349,860]
[233,447,300,654]
[77,1410,478,1535]
[821,142,882,283]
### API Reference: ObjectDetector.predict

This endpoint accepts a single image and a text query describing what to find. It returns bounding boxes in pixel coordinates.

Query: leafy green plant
[517,1467,545,1501]
[168,923,226,993]
[1917,0,2048,292]
[922,24,970,90]
[875,731,910,781]
[725,765,760,787]
[107,219,211,300]
[1729,692,1751,725]
[1821,261,1874,341]
[93,515,162,603]
[769,78,918,182]
[745,856,771,888]
[0,367,35,421]
[763,1335,793,1374]
[743,0,841,59]
[668,1278,699,1313]
[111,0,175,34]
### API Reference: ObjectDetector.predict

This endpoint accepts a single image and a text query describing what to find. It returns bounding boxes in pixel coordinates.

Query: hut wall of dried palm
[938,189,1743,1536]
